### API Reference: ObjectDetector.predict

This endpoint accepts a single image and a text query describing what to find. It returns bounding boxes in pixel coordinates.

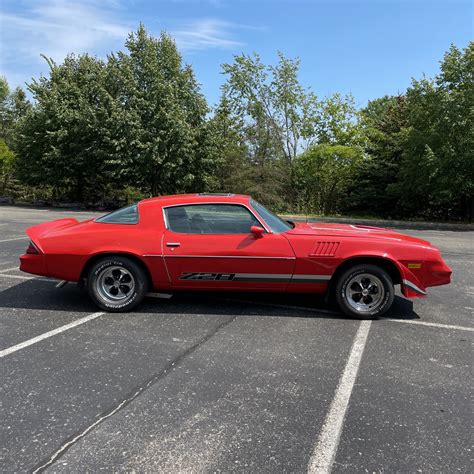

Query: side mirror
[250,225,265,238]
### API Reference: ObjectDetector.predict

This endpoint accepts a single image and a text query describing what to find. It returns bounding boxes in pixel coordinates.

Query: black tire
[335,264,394,319]
[87,256,148,312]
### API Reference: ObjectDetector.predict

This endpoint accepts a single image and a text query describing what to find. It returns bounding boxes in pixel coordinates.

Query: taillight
[26,240,40,255]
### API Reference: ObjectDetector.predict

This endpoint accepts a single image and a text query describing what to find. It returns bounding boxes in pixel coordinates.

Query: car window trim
[162,202,272,235]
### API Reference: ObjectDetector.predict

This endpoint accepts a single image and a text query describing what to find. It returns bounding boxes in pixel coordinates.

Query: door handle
[166,242,181,247]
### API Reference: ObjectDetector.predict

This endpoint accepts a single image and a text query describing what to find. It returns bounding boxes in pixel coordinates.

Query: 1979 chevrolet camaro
[19,193,452,318]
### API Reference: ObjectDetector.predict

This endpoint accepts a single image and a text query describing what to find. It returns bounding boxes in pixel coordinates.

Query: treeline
[0,26,472,220]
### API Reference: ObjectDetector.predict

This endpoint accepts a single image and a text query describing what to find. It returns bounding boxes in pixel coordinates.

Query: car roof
[140,193,251,207]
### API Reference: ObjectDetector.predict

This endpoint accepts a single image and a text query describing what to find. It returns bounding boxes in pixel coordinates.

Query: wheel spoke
[350,282,362,293]
[368,285,378,294]
[363,295,373,304]
[104,276,114,286]
[352,293,362,302]
[112,269,122,280]
[120,273,132,284]
[109,286,119,296]
[120,284,130,294]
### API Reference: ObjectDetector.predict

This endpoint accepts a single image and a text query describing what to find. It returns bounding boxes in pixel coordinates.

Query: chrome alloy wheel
[345,273,385,313]
[97,266,135,304]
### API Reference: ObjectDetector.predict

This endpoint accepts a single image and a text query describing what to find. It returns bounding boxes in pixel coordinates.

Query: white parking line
[0,312,105,358]
[0,236,28,243]
[307,321,372,474]
[226,298,474,332]
[0,266,19,273]
[0,273,53,282]
[383,318,474,332]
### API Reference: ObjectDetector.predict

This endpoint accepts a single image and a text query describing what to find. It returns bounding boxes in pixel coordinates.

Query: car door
[162,203,295,291]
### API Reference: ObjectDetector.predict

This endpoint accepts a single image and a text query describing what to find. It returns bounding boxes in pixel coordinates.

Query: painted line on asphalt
[226,298,474,332]
[0,236,28,243]
[383,318,474,332]
[307,320,372,474]
[0,312,105,359]
[0,273,53,282]
[31,314,237,473]
[0,266,19,273]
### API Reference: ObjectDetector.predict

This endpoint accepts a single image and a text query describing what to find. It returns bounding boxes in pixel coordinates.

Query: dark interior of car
[166,205,259,234]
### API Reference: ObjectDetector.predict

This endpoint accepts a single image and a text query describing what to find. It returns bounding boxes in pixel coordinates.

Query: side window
[95,204,139,224]
[165,204,260,234]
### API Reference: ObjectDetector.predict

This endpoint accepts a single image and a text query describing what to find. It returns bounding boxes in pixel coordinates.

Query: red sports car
[19,193,452,318]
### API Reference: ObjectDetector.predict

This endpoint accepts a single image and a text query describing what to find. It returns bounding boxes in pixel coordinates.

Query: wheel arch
[329,255,402,294]
[80,252,153,290]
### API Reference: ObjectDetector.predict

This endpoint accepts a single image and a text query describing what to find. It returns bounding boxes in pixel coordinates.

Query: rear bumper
[19,254,47,277]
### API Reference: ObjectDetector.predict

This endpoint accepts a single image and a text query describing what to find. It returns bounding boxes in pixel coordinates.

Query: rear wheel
[87,256,147,312]
[335,264,394,319]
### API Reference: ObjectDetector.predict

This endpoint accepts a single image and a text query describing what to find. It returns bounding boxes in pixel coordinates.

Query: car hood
[286,222,431,246]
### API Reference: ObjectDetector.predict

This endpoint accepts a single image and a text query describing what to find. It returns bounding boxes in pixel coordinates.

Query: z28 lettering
[180,272,236,281]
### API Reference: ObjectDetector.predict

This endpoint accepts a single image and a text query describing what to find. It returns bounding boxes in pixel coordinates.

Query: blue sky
[0,0,472,108]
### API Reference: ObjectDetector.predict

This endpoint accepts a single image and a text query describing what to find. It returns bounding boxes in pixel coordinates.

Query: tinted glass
[250,199,292,233]
[165,204,260,234]
[96,204,139,224]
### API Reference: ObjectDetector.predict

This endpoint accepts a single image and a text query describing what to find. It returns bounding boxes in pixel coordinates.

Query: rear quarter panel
[35,201,170,288]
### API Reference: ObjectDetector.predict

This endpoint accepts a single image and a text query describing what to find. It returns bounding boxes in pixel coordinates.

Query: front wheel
[335,264,394,319]
[87,256,148,312]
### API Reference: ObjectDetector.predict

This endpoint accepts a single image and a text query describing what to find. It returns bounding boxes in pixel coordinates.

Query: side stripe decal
[178,272,331,283]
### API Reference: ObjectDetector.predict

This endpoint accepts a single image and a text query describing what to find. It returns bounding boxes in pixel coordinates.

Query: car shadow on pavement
[0,279,420,321]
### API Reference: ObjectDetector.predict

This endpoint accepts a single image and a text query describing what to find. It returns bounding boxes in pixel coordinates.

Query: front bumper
[400,257,452,298]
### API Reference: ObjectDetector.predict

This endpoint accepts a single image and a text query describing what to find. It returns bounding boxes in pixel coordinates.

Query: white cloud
[171,18,245,51]
[0,0,251,89]
[0,0,130,70]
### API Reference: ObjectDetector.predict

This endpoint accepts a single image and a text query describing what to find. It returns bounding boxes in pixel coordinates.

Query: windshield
[250,199,293,233]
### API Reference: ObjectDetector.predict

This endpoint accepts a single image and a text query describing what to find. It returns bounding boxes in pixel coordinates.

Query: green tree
[16,54,112,201]
[221,53,319,207]
[107,26,211,195]
[296,144,363,215]
[0,77,31,147]
[0,139,16,194]
[220,52,360,209]
[396,42,474,220]
[343,95,408,217]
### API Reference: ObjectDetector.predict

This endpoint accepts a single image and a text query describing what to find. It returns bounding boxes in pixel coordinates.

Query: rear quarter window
[95,204,139,224]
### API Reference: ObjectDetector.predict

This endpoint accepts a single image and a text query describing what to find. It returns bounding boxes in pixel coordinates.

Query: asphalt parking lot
[0,206,472,473]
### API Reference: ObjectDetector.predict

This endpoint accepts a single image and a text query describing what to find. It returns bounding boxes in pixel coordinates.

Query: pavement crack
[30,315,237,473]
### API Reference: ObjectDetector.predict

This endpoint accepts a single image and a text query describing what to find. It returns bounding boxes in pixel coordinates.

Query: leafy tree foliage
[0,139,16,194]
[218,52,359,210]
[396,43,474,220]
[15,26,211,202]
[16,54,111,201]
[106,26,210,195]
[296,144,363,214]
[0,77,31,146]
[4,31,472,221]
[343,95,408,217]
